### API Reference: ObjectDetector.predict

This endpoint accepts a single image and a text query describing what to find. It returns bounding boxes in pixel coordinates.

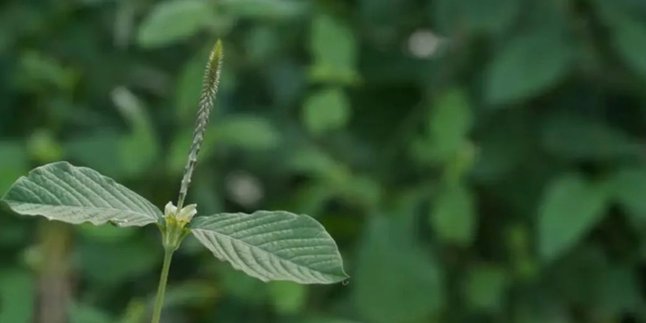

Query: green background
[2,0,646,322]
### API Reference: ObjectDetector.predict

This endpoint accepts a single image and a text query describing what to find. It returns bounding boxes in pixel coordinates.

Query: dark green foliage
[2,0,646,322]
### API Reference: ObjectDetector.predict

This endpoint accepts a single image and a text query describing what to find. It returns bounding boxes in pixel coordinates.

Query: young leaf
[190,211,348,284]
[1,162,162,226]
[538,173,609,263]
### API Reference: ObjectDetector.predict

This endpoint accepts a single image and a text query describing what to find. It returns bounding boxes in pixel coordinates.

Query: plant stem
[151,248,174,323]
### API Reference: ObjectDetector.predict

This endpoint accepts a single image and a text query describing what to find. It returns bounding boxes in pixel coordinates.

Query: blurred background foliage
[2,0,646,322]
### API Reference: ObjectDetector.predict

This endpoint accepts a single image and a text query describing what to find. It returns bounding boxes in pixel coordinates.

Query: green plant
[0,40,347,323]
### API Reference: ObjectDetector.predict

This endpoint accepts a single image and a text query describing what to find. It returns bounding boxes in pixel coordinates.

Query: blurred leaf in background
[3,0,646,322]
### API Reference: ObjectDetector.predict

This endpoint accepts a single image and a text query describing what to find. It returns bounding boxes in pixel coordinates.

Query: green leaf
[538,173,610,262]
[190,210,348,284]
[609,167,646,220]
[215,115,281,150]
[612,18,646,78]
[464,264,507,311]
[430,183,476,246]
[541,112,641,162]
[0,141,28,193]
[309,13,359,84]
[354,215,443,323]
[65,132,123,176]
[137,0,214,48]
[592,0,646,79]
[168,115,281,173]
[1,162,162,226]
[302,88,351,135]
[69,302,113,323]
[79,239,160,285]
[112,87,160,176]
[485,29,573,105]
[78,223,137,243]
[220,0,308,20]
[268,281,307,314]
[428,89,473,161]
[433,0,520,35]
[0,269,34,323]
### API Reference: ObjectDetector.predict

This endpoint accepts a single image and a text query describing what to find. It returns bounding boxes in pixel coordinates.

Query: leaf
[191,210,348,284]
[65,132,123,176]
[302,88,351,135]
[428,89,473,161]
[433,0,520,35]
[268,281,307,314]
[538,173,610,262]
[137,0,214,48]
[69,302,113,323]
[168,115,281,173]
[592,0,646,78]
[0,141,28,193]
[175,52,206,124]
[1,162,162,226]
[541,112,641,162]
[309,13,359,84]
[354,215,443,323]
[79,239,160,285]
[0,269,34,323]
[112,87,159,176]
[612,18,646,78]
[430,183,476,246]
[485,29,573,106]
[158,280,217,308]
[464,264,507,311]
[220,0,308,20]
[609,167,646,220]
[214,115,280,150]
[78,223,137,243]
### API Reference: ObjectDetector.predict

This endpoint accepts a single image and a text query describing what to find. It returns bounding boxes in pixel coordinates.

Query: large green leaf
[538,173,610,262]
[191,210,348,284]
[485,29,573,106]
[137,0,215,48]
[1,162,161,226]
[354,214,443,323]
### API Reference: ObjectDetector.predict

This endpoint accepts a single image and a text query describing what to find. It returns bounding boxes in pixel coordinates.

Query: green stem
[151,248,174,323]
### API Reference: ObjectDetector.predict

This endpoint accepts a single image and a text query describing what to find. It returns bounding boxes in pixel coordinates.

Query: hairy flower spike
[177,40,223,209]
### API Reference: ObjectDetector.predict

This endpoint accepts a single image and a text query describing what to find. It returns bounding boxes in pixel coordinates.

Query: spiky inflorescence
[177,40,223,209]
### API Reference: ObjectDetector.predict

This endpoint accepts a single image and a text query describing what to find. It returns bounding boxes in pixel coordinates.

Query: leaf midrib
[192,226,345,280]
[3,200,158,219]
